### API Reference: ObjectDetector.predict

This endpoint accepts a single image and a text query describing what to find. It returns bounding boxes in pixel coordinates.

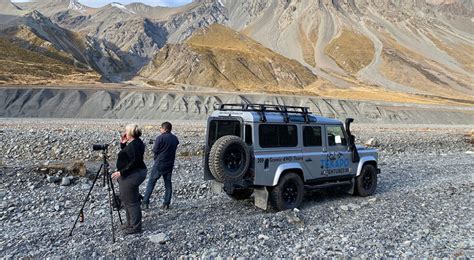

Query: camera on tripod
[69,142,123,243]
[92,144,109,151]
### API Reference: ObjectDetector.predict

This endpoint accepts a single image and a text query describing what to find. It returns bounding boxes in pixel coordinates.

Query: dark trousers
[118,168,147,231]
[143,161,173,206]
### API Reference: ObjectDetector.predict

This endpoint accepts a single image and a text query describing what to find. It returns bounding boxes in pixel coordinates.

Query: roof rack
[215,103,312,123]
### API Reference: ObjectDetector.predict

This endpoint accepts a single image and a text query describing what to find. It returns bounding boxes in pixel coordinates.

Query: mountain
[139,24,317,91]
[0,0,472,105]
[221,0,473,101]
[13,0,93,16]
[0,10,99,84]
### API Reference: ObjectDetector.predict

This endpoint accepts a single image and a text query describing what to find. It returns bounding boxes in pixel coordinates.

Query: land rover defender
[203,104,380,211]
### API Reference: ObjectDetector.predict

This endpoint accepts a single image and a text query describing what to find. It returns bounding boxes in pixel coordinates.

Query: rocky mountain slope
[0,0,472,106]
[222,0,473,101]
[139,24,317,91]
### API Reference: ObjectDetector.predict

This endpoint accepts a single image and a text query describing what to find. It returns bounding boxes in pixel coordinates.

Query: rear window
[259,124,298,148]
[303,126,322,147]
[208,120,241,146]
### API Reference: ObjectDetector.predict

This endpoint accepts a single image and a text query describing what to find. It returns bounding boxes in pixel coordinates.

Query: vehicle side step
[304,180,352,190]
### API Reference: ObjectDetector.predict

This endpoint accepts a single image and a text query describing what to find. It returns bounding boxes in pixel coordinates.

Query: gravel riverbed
[0,119,473,258]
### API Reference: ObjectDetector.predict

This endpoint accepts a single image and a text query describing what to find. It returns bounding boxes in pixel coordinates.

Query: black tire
[209,135,250,182]
[355,164,377,197]
[269,173,304,211]
[226,188,254,200]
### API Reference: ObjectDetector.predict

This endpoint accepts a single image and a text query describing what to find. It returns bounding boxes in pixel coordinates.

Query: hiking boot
[141,202,149,210]
[161,204,170,210]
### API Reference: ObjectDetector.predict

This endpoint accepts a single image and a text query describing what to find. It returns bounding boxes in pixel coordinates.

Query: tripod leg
[69,164,103,237]
[106,175,116,243]
[109,175,123,225]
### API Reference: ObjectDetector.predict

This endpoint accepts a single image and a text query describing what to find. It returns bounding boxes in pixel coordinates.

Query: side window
[326,125,347,146]
[245,125,252,145]
[303,126,322,147]
[259,124,298,148]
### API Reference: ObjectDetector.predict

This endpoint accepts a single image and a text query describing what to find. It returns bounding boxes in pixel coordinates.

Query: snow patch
[68,0,86,13]
[111,2,136,14]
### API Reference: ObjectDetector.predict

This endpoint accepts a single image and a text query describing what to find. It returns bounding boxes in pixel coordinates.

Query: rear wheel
[269,173,304,211]
[355,164,377,196]
[226,188,254,200]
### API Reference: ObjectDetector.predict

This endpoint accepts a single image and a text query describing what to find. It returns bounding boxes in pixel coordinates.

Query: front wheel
[355,164,377,196]
[269,173,304,211]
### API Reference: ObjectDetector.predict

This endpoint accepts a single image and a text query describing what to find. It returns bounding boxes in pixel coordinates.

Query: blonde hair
[125,123,142,138]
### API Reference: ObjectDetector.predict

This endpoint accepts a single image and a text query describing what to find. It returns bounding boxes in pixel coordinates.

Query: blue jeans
[143,162,173,205]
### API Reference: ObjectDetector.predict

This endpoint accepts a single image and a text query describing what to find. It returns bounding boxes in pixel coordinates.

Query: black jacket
[152,132,179,170]
[116,138,147,178]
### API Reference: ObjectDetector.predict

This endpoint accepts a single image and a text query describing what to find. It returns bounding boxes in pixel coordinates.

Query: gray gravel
[0,119,473,258]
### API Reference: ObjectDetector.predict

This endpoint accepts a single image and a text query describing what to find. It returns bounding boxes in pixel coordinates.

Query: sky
[12,0,193,8]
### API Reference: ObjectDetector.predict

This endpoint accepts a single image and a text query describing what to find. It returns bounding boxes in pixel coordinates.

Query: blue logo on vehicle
[320,158,349,169]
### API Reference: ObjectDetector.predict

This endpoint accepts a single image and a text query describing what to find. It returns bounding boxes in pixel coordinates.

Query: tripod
[68,148,123,243]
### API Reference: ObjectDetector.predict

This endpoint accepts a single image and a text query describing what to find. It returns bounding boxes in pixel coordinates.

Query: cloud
[12,0,193,8]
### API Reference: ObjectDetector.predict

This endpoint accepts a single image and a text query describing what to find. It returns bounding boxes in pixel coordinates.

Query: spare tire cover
[209,135,250,182]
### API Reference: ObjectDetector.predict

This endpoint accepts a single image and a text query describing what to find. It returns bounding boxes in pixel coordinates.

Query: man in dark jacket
[142,122,179,210]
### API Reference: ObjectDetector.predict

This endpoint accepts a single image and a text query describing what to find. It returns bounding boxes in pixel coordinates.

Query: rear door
[204,117,243,180]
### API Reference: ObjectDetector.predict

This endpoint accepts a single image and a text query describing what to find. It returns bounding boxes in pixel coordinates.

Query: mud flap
[346,178,356,195]
[210,180,224,194]
[254,186,269,210]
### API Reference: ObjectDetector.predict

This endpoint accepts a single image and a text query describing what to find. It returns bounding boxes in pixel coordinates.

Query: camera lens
[92,144,109,151]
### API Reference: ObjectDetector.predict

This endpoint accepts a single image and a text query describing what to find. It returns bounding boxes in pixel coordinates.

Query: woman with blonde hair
[111,123,147,235]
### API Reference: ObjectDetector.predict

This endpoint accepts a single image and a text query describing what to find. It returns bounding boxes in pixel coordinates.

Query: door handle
[305,158,313,162]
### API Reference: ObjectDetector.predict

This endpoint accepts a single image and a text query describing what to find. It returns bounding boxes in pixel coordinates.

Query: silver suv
[203,104,380,211]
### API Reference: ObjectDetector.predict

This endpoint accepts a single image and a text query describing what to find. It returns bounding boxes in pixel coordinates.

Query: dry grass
[0,37,99,85]
[177,24,318,91]
[324,30,375,74]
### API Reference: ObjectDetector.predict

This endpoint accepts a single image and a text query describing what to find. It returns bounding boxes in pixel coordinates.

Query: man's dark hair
[161,122,172,132]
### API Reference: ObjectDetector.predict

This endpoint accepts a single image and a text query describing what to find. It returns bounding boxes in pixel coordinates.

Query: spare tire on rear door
[209,135,250,183]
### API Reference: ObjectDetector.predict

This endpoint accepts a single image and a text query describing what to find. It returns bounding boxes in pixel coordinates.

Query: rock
[149,233,169,244]
[368,198,377,203]
[60,177,71,186]
[340,205,349,211]
[347,203,361,210]
[287,214,303,224]
[46,176,60,183]
[258,234,269,240]
[365,138,379,147]
[403,240,412,246]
